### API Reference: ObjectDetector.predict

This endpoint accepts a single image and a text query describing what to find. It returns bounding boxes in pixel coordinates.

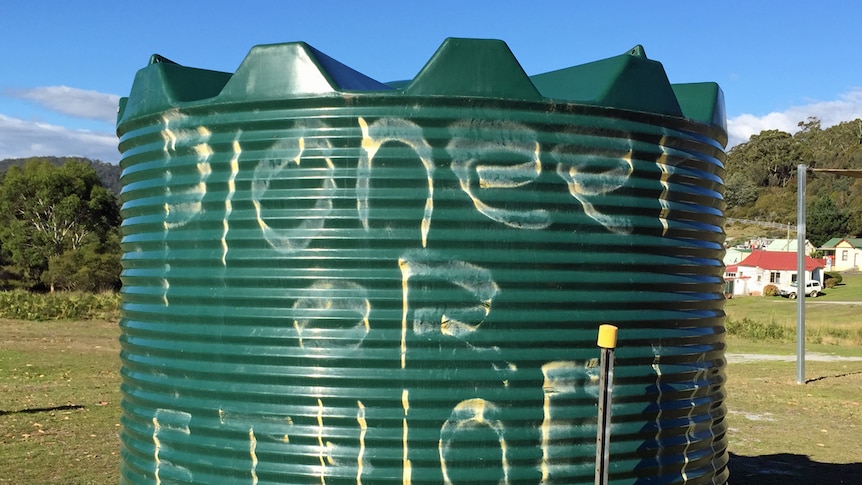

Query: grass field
[725,274,862,346]
[723,274,862,482]
[2,317,860,483]
[725,354,862,483]
[0,319,120,484]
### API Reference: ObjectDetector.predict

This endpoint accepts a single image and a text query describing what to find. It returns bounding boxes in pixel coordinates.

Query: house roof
[763,239,810,252]
[820,237,843,248]
[820,237,862,249]
[737,250,825,272]
[725,264,738,272]
[723,248,751,264]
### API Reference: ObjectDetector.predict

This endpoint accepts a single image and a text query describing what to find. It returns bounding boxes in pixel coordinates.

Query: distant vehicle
[778,280,822,299]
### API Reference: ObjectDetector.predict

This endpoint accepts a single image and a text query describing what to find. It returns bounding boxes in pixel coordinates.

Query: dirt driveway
[727,352,862,363]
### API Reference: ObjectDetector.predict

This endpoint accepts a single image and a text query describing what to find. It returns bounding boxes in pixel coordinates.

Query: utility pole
[796,164,806,385]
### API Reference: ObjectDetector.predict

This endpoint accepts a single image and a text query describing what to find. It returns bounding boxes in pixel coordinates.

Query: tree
[0,160,121,290]
[726,129,800,188]
[724,118,862,232]
[41,231,122,292]
[724,172,759,211]
[806,194,850,247]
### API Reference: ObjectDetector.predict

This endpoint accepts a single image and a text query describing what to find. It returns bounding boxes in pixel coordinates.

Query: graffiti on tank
[252,120,337,254]
[249,427,259,485]
[153,115,640,258]
[550,146,634,235]
[357,117,435,247]
[398,249,500,369]
[292,280,371,350]
[222,133,242,265]
[137,113,681,483]
[146,361,608,483]
[217,409,283,484]
[356,400,369,483]
[540,360,601,482]
[160,110,212,230]
[439,398,510,485]
[448,119,551,230]
[402,389,412,484]
[152,409,193,484]
[654,139,711,238]
[157,111,211,306]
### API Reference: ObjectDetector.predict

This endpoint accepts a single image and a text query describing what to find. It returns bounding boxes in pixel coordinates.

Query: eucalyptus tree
[0,159,120,290]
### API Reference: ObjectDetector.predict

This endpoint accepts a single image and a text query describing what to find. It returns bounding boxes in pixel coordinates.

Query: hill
[725,118,862,246]
[0,156,121,196]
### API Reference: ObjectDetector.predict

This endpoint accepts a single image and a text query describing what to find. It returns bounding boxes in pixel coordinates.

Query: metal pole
[797,164,806,384]
[595,324,618,485]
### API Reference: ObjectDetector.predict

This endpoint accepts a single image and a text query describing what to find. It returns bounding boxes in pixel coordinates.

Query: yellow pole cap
[597,324,618,349]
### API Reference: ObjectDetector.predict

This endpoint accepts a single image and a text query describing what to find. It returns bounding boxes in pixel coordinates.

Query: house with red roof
[724,250,826,297]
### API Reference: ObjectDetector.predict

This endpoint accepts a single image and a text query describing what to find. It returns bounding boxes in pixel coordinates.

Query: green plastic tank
[116,38,728,484]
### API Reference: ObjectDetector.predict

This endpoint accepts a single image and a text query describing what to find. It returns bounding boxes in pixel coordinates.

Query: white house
[725,250,825,296]
[818,238,862,272]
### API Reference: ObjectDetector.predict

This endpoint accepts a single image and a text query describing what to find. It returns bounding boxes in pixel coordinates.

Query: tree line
[725,117,862,247]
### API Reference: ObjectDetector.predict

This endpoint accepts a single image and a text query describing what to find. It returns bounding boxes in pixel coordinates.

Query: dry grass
[725,357,862,483]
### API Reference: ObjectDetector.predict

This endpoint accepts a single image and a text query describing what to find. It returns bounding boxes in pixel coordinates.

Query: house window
[791,273,798,284]
[726,272,736,278]
[842,250,849,261]
[769,272,781,284]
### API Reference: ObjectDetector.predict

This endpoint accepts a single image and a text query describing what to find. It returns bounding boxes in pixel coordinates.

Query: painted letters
[252,121,337,253]
[357,117,435,247]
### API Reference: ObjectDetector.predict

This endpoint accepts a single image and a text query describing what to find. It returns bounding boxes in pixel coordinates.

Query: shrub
[725,317,862,345]
[0,290,120,321]
[725,317,792,341]
[762,284,780,296]
[825,271,843,285]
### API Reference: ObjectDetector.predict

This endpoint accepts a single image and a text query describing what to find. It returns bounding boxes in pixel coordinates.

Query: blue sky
[2,0,861,163]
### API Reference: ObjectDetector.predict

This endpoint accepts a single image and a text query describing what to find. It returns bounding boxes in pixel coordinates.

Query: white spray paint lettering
[137,115,684,483]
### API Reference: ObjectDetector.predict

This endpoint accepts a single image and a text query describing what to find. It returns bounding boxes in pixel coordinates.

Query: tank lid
[118,38,727,140]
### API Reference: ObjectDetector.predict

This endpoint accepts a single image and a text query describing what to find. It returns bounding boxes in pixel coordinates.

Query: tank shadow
[729,452,862,484]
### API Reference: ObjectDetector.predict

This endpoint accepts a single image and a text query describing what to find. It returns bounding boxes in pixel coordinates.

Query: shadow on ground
[0,404,85,416]
[729,452,862,484]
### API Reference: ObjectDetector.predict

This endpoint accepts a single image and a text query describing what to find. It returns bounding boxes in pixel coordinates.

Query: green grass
[0,318,121,484]
[725,274,862,345]
[727,335,862,358]
[817,273,862,300]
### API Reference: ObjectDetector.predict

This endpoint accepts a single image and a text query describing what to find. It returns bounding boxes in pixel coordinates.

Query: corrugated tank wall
[116,38,729,484]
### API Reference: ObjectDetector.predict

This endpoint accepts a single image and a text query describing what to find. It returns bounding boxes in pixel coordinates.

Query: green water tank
[116,38,728,484]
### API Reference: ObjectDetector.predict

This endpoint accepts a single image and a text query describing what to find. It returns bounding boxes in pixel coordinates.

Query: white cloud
[9,86,120,124]
[0,114,119,163]
[727,88,862,148]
